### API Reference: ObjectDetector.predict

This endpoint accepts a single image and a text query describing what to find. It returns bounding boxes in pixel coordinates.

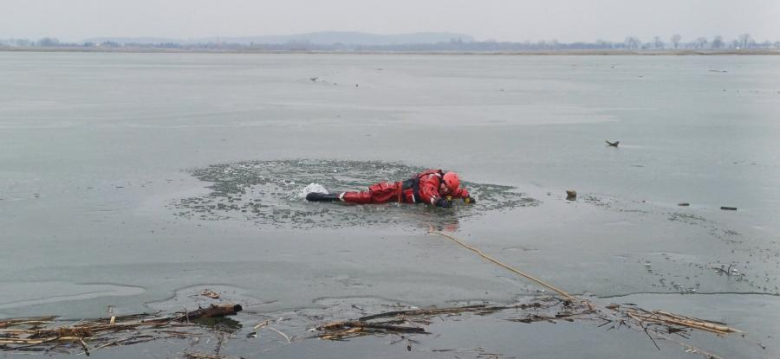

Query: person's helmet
[442,172,461,192]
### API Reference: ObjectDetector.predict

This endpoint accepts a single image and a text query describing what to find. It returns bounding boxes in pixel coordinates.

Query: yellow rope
[429,228,576,301]
[428,227,743,337]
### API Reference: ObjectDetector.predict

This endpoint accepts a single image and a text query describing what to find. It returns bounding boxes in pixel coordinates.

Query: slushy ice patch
[173,160,537,229]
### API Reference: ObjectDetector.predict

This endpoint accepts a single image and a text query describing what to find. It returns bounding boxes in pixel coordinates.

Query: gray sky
[2,0,779,42]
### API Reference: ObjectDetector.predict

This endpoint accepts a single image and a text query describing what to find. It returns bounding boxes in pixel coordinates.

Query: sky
[2,0,779,43]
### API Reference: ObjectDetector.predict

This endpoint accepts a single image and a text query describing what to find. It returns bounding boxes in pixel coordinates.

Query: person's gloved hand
[463,196,477,204]
[436,198,453,208]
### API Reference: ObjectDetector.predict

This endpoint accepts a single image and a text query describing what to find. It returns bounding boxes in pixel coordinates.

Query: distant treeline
[2,34,778,52]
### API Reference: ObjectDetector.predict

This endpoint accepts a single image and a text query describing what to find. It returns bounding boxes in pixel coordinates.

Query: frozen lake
[0,52,778,358]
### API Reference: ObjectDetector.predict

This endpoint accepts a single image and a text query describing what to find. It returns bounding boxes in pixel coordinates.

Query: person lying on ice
[306,170,476,208]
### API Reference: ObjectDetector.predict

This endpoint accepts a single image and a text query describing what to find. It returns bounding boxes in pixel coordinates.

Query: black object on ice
[606,140,620,147]
[306,192,341,202]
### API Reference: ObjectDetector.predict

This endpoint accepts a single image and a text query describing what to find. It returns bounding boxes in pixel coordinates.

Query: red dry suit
[340,170,470,205]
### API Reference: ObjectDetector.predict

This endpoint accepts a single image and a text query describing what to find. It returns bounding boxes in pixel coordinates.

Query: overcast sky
[2,0,779,43]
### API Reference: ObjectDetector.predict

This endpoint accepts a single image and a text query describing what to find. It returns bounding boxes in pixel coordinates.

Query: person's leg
[368,183,401,204]
[341,191,373,204]
[305,192,342,202]
[307,182,400,204]
[342,182,401,204]
[306,190,374,203]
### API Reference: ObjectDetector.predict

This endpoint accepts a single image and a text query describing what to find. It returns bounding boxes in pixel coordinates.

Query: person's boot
[306,192,341,202]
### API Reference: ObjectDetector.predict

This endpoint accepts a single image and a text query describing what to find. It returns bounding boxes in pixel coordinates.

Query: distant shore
[2,47,779,55]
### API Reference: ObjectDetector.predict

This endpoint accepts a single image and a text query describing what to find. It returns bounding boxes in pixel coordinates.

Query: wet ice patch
[172,160,538,230]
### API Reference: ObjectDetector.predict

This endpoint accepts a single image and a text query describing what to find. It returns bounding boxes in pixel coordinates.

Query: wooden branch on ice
[176,304,243,322]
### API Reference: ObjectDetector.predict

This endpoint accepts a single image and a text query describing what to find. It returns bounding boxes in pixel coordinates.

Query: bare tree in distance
[37,37,60,47]
[695,37,708,49]
[711,35,724,49]
[670,34,682,49]
[738,33,752,49]
[624,36,641,50]
[595,39,611,49]
[653,36,664,49]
